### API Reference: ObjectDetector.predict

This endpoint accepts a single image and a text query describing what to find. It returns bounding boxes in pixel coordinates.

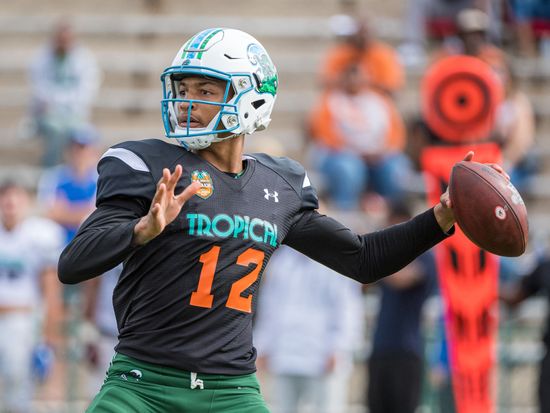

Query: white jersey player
[0,182,64,412]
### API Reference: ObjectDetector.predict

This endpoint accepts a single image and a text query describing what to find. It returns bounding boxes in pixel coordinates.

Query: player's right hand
[133,165,200,246]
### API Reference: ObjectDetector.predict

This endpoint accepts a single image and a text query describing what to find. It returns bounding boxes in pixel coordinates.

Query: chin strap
[176,132,244,151]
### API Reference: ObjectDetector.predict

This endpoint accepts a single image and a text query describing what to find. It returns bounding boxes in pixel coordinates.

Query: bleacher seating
[2,3,549,231]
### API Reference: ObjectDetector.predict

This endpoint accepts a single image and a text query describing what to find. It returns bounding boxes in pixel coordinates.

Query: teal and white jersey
[0,217,64,308]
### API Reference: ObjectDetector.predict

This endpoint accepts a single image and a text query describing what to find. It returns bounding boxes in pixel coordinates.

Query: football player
[58,28,500,412]
[0,181,64,411]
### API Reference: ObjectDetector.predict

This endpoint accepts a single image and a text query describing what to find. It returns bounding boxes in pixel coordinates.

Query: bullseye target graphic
[422,55,503,143]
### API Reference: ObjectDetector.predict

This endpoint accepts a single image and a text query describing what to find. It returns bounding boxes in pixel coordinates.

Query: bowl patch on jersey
[191,170,213,199]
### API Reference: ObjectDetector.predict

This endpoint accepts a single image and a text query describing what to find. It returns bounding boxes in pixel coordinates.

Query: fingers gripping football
[435,151,510,235]
[133,165,201,246]
[440,151,475,209]
[435,151,474,231]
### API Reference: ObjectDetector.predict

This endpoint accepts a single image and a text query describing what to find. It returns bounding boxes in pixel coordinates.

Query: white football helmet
[161,28,278,150]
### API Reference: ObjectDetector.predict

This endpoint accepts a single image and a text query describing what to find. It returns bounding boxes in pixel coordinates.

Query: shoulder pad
[249,153,318,210]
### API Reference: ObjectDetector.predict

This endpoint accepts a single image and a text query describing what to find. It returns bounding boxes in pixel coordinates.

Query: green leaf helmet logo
[247,43,278,96]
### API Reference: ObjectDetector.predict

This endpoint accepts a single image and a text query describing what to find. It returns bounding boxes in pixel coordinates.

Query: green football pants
[86,353,270,413]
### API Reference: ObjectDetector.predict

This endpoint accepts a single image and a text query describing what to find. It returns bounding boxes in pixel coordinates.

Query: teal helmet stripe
[180,37,194,59]
[183,28,219,60]
[182,29,212,59]
[196,28,223,59]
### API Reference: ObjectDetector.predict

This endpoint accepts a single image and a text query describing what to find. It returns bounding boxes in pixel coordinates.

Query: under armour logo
[264,188,279,202]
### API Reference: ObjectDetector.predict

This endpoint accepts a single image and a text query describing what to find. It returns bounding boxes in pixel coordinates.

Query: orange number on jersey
[190,247,265,313]
[190,245,220,308]
[227,248,265,313]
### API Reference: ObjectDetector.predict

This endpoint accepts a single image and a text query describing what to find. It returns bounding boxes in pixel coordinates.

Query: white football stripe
[302,173,311,188]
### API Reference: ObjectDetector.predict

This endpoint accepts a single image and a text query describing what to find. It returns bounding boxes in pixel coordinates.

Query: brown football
[449,161,528,257]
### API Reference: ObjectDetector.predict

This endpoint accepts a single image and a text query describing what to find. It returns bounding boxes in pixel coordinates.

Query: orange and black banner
[422,143,501,413]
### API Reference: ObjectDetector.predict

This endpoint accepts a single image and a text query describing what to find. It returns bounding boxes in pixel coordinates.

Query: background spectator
[321,15,405,97]
[434,7,506,73]
[28,20,101,167]
[254,245,364,413]
[308,63,411,210]
[492,60,538,193]
[508,0,538,56]
[0,181,64,412]
[366,201,437,413]
[399,0,497,67]
[82,264,122,399]
[508,0,550,57]
[36,125,101,404]
[427,316,457,413]
[500,251,550,413]
[37,125,100,246]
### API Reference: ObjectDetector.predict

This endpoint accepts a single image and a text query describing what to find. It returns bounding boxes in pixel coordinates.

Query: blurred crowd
[2,0,550,412]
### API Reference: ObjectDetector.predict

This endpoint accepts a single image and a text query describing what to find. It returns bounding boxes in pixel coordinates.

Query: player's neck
[195,135,245,174]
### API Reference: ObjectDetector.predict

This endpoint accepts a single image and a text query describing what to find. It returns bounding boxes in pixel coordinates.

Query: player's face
[0,186,29,229]
[176,76,233,129]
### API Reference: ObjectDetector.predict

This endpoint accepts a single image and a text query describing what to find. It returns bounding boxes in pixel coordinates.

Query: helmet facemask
[161,70,244,150]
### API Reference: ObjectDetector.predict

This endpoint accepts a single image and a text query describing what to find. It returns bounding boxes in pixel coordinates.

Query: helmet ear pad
[221,77,274,135]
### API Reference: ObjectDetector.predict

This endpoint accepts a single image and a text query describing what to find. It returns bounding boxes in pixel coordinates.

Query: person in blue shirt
[37,125,100,244]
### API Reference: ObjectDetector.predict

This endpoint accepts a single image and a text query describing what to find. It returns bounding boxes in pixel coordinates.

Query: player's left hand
[133,165,201,245]
[434,151,510,233]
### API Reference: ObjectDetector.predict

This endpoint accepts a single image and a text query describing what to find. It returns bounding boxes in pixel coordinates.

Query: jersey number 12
[190,246,265,313]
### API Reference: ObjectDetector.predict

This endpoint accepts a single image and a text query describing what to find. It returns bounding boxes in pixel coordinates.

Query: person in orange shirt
[309,63,412,210]
[321,16,405,97]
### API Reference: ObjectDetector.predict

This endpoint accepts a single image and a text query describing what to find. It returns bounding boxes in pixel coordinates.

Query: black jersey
[59,138,451,374]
